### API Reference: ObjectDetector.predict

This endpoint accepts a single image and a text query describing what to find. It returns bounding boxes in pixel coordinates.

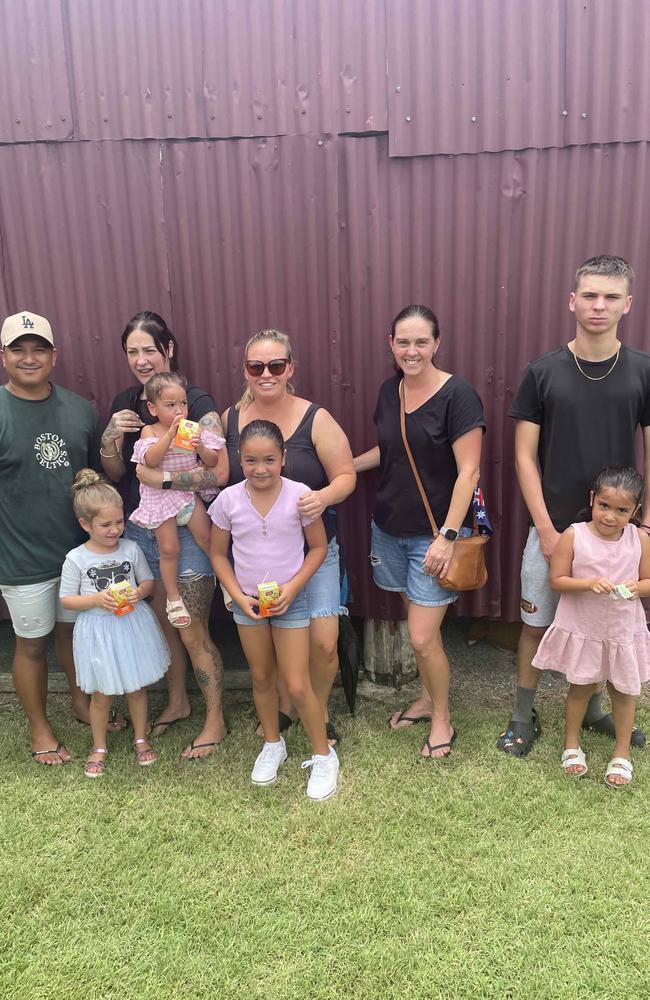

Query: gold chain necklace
[570,343,621,381]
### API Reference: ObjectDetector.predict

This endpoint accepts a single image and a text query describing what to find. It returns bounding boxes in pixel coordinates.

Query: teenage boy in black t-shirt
[497,255,650,756]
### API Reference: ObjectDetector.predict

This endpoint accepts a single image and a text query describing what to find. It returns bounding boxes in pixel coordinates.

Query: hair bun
[71,468,102,494]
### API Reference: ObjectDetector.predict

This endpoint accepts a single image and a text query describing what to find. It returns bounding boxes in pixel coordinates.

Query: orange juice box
[174,418,200,451]
[257,581,280,617]
[109,580,134,616]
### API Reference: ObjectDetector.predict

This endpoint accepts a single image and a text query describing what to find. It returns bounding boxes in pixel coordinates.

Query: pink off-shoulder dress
[129,431,224,531]
[532,521,650,695]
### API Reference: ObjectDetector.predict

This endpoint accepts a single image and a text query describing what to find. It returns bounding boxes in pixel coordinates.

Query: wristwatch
[162,471,173,490]
[439,526,458,541]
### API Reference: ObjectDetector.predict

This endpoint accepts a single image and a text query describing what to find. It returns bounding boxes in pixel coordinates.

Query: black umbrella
[337,566,361,714]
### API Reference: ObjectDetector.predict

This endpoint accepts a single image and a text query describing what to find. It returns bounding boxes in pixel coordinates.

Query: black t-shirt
[373,374,486,537]
[226,403,337,541]
[111,383,217,516]
[508,345,650,531]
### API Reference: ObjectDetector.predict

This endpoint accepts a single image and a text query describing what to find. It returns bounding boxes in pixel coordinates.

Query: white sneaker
[302,747,339,800]
[251,738,287,786]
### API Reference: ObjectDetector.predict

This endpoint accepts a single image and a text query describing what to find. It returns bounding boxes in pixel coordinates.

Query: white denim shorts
[0,577,77,639]
[519,527,560,628]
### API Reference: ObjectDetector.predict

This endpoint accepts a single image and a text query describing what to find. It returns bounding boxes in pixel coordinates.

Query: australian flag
[473,486,493,536]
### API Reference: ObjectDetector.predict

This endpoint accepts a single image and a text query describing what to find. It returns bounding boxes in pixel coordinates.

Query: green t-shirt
[0,384,102,585]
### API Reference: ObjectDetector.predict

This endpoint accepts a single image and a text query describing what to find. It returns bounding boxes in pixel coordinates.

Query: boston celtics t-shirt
[508,344,650,531]
[0,385,101,585]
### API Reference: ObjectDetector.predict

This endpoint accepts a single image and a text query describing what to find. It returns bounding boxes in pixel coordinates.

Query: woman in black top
[222,329,356,744]
[100,311,229,759]
[354,305,485,758]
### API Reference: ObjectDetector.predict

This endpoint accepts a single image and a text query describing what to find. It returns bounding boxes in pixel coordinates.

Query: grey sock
[583,691,605,724]
[511,686,536,725]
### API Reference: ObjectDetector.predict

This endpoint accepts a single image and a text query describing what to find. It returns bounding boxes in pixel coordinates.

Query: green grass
[1,694,649,1000]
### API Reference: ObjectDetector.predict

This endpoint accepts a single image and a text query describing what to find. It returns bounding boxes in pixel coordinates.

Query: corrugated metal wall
[2,1,650,621]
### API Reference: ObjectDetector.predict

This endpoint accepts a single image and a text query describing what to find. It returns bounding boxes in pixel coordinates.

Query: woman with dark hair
[100,311,229,759]
[222,329,356,745]
[354,305,485,758]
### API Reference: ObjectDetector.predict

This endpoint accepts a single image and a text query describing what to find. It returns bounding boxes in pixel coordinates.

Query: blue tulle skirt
[73,601,170,695]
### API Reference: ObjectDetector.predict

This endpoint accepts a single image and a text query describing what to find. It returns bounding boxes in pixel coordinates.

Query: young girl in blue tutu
[60,470,170,777]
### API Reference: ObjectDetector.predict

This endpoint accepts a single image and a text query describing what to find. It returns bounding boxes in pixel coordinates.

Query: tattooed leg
[177,575,227,759]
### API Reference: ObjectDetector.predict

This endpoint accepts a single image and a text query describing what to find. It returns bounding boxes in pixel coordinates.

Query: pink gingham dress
[532,522,650,695]
[129,431,224,530]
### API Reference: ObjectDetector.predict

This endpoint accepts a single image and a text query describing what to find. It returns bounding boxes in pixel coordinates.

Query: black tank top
[226,403,337,541]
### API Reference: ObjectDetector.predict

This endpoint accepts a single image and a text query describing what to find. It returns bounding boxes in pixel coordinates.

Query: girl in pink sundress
[533,466,650,789]
[130,372,226,628]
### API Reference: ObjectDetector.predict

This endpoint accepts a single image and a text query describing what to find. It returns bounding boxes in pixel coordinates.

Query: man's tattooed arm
[172,467,221,492]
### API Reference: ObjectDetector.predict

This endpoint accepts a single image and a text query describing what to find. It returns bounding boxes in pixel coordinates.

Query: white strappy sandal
[561,747,588,777]
[604,757,633,789]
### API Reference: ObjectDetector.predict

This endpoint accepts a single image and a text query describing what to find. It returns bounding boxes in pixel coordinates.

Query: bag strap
[399,379,440,537]
[399,379,479,537]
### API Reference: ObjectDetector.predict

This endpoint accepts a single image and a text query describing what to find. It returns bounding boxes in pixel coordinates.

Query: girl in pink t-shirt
[209,419,339,800]
[532,466,650,789]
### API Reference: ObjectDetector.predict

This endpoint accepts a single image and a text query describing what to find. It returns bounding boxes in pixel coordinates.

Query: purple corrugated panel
[339,136,650,620]
[65,0,386,141]
[161,134,341,417]
[387,0,565,157]
[0,140,171,410]
[0,0,72,141]
[67,0,207,140]
[564,0,650,146]
[203,0,388,138]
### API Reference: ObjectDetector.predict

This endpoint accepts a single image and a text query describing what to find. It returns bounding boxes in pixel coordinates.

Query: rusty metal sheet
[0,140,171,411]
[65,0,386,141]
[387,0,565,157]
[67,0,207,140]
[161,134,341,416]
[564,0,650,146]
[0,0,72,141]
[339,136,650,621]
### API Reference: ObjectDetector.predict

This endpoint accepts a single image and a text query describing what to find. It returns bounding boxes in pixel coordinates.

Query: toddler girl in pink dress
[130,372,225,628]
[533,466,650,788]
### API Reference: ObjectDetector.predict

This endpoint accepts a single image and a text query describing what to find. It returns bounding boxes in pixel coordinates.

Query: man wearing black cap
[0,310,104,764]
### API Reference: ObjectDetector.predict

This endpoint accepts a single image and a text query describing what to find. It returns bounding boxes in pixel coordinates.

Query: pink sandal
[133,738,157,767]
[84,747,108,779]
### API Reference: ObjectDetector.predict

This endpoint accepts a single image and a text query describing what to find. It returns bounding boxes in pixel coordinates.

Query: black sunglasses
[245,358,290,377]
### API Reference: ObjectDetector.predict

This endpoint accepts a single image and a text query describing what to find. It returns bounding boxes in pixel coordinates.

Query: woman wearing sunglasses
[99,311,229,759]
[222,329,356,745]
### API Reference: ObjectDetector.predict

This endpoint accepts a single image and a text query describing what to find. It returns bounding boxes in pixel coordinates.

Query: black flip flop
[76,707,129,732]
[149,714,190,737]
[389,710,431,729]
[184,735,227,761]
[31,741,70,765]
[422,728,457,760]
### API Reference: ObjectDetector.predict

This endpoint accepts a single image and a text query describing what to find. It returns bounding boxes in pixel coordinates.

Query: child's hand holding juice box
[174,418,200,451]
[257,582,280,617]
[109,580,135,616]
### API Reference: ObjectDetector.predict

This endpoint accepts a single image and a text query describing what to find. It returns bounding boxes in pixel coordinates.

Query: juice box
[257,581,280,617]
[174,418,200,451]
[109,580,134,616]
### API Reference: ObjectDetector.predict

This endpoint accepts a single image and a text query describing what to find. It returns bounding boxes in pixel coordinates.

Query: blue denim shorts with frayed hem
[233,587,310,629]
[124,520,213,582]
[370,520,471,608]
[304,537,348,619]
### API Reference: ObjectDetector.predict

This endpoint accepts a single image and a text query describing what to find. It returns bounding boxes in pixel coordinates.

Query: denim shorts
[233,587,310,629]
[305,537,347,619]
[370,520,471,608]
[124,520,213,582]
[0,577,77,638]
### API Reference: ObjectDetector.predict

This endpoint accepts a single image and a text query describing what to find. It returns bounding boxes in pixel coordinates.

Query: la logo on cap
[21,314,35,330]
[1,310,54,348]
